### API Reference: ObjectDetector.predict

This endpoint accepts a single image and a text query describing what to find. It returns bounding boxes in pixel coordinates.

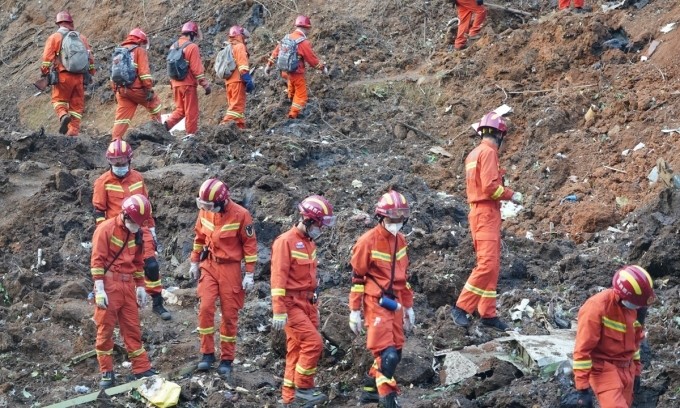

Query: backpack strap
[179,41,192,50]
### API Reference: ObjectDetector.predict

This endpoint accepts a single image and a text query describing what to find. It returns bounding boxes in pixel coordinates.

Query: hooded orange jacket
[465,139,514,205]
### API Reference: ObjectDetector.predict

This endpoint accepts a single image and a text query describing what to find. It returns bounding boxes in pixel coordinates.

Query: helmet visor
[107,156,129,166]
[196,197,215,212]
[320,215,337,227]
[383,207,410,219]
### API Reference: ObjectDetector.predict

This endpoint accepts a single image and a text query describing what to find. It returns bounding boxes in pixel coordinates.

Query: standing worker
[40,11,95,136]
[164,21,212,140]
[270,195,336,407]
[348,190,416,408]
[220,26,254,129]
[451,112,523,331]
[189,178,258,380]
[452,0,487,51]
[264,15,329,119]
[110,28,162,140]
[91,194,157,388]
[92,139,171,321]
[563,265,655,408]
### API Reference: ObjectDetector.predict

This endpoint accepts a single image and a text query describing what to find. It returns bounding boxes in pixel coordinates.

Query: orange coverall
[191,201,257,362]
[573,289,643,408]
[267,29,325,118]
[165,36,209,135]
[456,138,514,318]
[454,0,487,50]
[111,36,162,140]
[270,227,323,403]
[221,37,250,128]
[559,0,585,9]
[91,216,152,375]
[350,225,414,398]
[41,27,95,136]
[92,169,160,295]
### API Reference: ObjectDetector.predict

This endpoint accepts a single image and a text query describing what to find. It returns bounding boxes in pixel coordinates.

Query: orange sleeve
[270,235,290,315]
[186,44,207,87]
[92,175,107,224]
[41,33,61,75]
[478,148,514,201]
[298,40,323,70]
[234,44,250,74]
[349,235,371,311]
[267,43,281,67]
[190,212,206,263]
[90,223,110,281]
[573,299,602,390]
[238,211,258,272]
[135,47,154,89]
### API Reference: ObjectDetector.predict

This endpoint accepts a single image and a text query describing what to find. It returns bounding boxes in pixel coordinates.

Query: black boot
[99,371,114,389]
[481,317,511,332]
[196,353,215,371]
[451,306,470,327]
[135,368,158,379]
[359,374,379,403]
[59,114,71,135]
[217,360,233,381]
[152,294,171,320]
[379,392,400,408]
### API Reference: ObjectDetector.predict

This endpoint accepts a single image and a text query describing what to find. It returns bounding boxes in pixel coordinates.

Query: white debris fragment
[351,179,363,188]
[511,299,534,321]
[501,201,523,220]
[660,23,676,33]
[81,242,92,249]
[632,142,645,151]
[622,149,630,156]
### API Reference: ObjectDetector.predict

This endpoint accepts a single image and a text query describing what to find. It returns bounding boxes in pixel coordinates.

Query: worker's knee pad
[380,347,400,378]
[143,257,159,281]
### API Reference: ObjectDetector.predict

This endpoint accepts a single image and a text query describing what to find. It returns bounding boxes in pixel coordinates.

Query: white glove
[349,310,363,336]
[403,307,416,332]
[94,280,108,309]
[149,227,157,242]
[242,273,254,292]
[272,313,288,330]
[323,66,329,76]
[190,262,200,280]
[264,65,271,76]
[136,286,147,307]
[511,192,523,204]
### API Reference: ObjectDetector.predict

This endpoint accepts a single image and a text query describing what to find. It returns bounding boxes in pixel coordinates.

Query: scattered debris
[661,127,680,135]
[73,386,90,394]
[656,158,674,187]
[633,142,645,151]
[660,22,676,34]
[601,1,626,12]
[137,376,181,408]
[607,226,624,233]
[429,146,453,158]
[69,350,96,366]
[500,201,523,220]
[560,194,578,204]
[500,330,576,374]
[603,165,626,173]
[511,299,535,321]
[641,40,660,61]
[351,179,363,188]
[584,105,597,124]
[616,196,629,208]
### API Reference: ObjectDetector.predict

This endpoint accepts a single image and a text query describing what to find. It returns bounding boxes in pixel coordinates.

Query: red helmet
[198,178,229,203]
[477,112,507,137]
[56,11,73,25]
[295,15,312,28]
[612,265,656,307]
[229,25,250,38]
[375,190,410,219]
[129,28,148,44]
[122,194,152,226]
[181,21,199,35]
[105,139,133,165]
[298,195,336,226]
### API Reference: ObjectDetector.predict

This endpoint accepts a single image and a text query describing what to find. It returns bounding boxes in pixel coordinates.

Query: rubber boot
[451,306,470,327]
[359,374,379,403]
[135,368,158,379]
[152,294,171,320]
[99,371,114,389]
[379,392,400,408]
[196,353,216,371]
[59,114,71,135]
[481,317,511,332]
[294,388,328,408]
[217,360,233,381]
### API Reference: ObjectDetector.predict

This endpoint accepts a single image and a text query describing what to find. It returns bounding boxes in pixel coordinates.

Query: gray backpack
[214,44,236,79]
[59,28,90,73]
[276,35,305,72]
[167,41,191,80]
[110,45,138,87]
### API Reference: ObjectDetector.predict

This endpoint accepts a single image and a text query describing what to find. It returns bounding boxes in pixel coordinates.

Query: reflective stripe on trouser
[94,276,151,374]
[197,259,244,361]
[456,204,501,318]
[286,72,308,119]
[111,88,162,140]
[365,295,404,397]
[165,85,199,134]
[51,71,85,136]
[142,227,162,296]
[221,81,246,128]
[558,0,584,9]
[454,0,487,49]
[590,360,635,408]
[282,297,321,403]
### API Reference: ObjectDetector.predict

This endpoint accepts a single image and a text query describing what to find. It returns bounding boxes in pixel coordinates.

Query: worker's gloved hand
[242,273,254,292]
[349,310,363,335]
[145,89,155,102]
[634,376,641,394]
[264,65,271,76]
[94,280,108,309]
[403,307,416,332]
[242,73,255,93]
[136,286,147,307]
[204,84,212,95]
[190,262,200,280]
[476,0,484,5]
[511,192,523,204]
[272,313,288,330]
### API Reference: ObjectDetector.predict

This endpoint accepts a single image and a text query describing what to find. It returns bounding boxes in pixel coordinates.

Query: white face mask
[111,165,129,177]
[385,222,403,236]
[307,225,322,240]
[125,219,140,233]
[621,300,640,310]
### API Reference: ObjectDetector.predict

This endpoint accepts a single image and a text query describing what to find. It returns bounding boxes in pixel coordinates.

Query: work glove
[190,262,200,280]
[242,273,254,292]
[136,286,147,307]
[634,376,641,394]
[242,72,255,93]
[145,89,155,102]
[403,307,416,332]
[272,313,288,331]
[204,84,212,95]
[476,0,484,5]
[264,65,271,76]
[349,310,363,335]
[511,192,523,204]
[94,280,108,309]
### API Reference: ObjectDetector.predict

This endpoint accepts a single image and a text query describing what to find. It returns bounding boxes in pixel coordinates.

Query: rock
[255,175,284,191]
[127,121,172,144]
[321,312,354,353]
[55,170,76,191]
[394,123,408,139]
[57,281,89,300]
[396,337,435,385]
[52,300,90,324]
[0,332,14,353]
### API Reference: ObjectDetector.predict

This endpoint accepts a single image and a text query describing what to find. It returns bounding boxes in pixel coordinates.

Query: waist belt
[286,289,317,304]
[594,358,632,368]
[107,271,133,282]
[209,254,237,264]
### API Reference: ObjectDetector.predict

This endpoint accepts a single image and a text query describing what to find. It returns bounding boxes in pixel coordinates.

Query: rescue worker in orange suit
[559,0,587,12]
[91,194,157,388]
[40,11,95,136]
[270,195,337,407]
[164,21,212,140]
[564,265,655,408]
[92,140,171,320]
[189,178,258,380]
[111,28,162,140]
[264,15,329,119]
[348,190,416,408]
[451,112,523,331]
[221,26,254,129]
[452,0,487,51]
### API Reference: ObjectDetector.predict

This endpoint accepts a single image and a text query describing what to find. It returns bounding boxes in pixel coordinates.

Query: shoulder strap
[103,229,130,273]
[179,41,192,50]
[127,44,139,51]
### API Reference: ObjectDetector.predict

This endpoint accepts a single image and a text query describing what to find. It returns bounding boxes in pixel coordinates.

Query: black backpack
[110,45,138,87]
[166,41,191,80]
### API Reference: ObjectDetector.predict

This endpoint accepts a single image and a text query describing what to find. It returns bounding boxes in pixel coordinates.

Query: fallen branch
[485,2,534,17]
[508,84,598,94]
[603,165,626,173]
[397,122,441,143]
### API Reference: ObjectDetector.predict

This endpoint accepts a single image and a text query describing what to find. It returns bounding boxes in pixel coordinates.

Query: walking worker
[348,190,416,408]
[110,28,162,140]
[264,15,329,119]
[40,11,95,136]
[270,195,336,407]
[92,139,171,320]
[451,111,523,331]
[91,194,157,388]
[563,265,655,408]
[452,0,487,51]
[189,178,258,380]
[220,25,254,129]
